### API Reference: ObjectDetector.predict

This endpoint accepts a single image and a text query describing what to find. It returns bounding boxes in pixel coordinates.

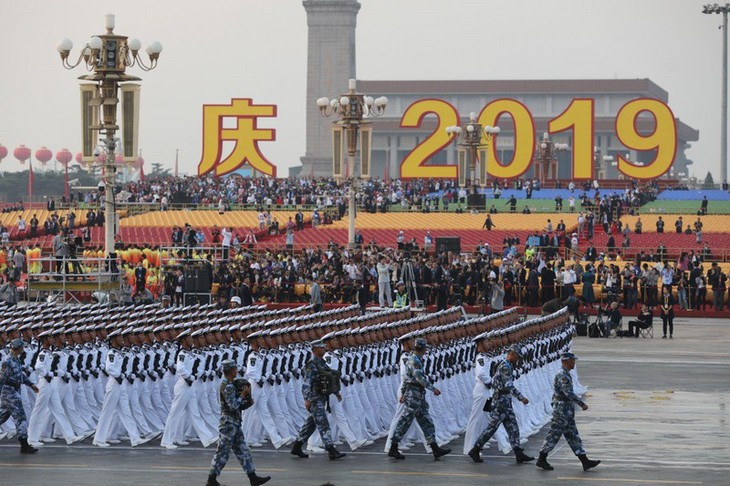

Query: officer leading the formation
[536,352,601,472]
[468,345,534,464]
[387,337,451,461]
[207,360,270,486]
[290,341,346,461]
[0,338,39,453]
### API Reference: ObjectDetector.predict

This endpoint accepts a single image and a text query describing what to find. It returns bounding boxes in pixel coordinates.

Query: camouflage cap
[221,360,237,372]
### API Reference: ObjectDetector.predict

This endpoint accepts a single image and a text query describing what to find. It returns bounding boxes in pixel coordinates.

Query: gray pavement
[1,316,729,485]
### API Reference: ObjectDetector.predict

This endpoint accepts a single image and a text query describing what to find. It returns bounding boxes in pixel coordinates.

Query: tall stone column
[298,0,360,177]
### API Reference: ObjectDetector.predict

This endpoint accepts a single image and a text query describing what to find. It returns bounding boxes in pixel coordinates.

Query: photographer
[206,360,270,486]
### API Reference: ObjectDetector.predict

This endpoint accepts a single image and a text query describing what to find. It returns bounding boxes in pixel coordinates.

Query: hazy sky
[0,0,723,180]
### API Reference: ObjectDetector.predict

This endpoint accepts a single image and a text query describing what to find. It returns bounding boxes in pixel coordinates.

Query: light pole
[57,14,162,257]
[317,79,387,248]
[534,132,569,185]
[703,3,730,185]
[446,113,499,211]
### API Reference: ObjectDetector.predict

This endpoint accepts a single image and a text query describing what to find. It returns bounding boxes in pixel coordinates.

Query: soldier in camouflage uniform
[536,352,600,472]
[207,360,270,486]
[290,341,346,460]
[0,338,39,453]
[468,345,534,464]
[387,337,452,460]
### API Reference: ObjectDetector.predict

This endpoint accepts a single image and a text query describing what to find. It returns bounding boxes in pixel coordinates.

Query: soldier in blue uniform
[290,341,346,461]
[387,337,451,460]
[207,360,270,486]
[536,352,600,471]
[468,345,534,464]
[0,338,39,453]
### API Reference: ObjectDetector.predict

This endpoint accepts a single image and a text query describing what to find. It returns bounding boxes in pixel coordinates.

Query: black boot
[515,447,534,463]
[468,446,483,463]
[327,445,346,460]
[206,474,223,486]
[536,452,553,470]
[19,437,38,454]
[388,441,405,460]
[578,454,601,471]
[290,440,308,458]
[429,442,451,460]
[248,472,271,486]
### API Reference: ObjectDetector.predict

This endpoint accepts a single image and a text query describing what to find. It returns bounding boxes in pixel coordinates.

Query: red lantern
[14,144,31,165]
[75,152,83,163]
[0,144,7,162]
[115,154,124,165]
[56,149,73,166]
[35,146,52,166]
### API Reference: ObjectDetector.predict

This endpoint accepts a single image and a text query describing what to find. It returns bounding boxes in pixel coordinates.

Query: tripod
[401,259,421,308]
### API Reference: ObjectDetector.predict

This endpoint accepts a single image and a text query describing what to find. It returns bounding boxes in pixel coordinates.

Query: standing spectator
[674,216,683,234]
[661,263,674,294]
[424,231,433,251]
[30,214,39,237]
[12,247,25,275]
[309,276,322,312]
[17,216,26,238]
[490,280,505,313]
[221,227,232,261]
[709,263,725,311]
[295,210,304,231]
[173,268,185,306]
[562,265,576,298]
[655,216,664,233]
[134,261,147,294]
[694,272,707,311]
[285,225,295,251]
[581,265,595,307]
[482,215,495,231]
[217,197,225,215]
[52,229,67,275]
[694,217,703,244]
[700,195,708,215]
[540,263,556,304]
[659,286,675,339]
[376,256,393,307]
[676,273,689,310]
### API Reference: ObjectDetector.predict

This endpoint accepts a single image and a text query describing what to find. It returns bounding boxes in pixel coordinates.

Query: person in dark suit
[659,286,675,339]
[134,261,147,294]
[628,304,653,337]
[238,277,253,307]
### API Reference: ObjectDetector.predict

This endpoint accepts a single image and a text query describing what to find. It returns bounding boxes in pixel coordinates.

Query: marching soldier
[468,345,534,464]
[207,360,270,486]
[0,339,39,453]
[536,352,600,471]
[387,337,451,460]
[290,341,346,460]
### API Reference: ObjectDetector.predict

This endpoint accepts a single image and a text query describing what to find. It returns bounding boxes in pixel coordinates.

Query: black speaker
[436,236,461,254]
[184,269,212,293]
[575,322,587,336]
[467,194,486,208]
[184,293,211,306]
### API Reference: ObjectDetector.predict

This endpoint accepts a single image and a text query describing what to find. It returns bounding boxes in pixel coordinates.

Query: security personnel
[290,341,346,460]
[207,360,270,486]
[536,352,600,471]
[387,337,451,460]
[393,281,408,308]
[468,345,534,464]
[0,338,39,453]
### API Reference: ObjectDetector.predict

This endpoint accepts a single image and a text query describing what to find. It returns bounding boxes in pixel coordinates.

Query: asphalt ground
[1,316,728,486]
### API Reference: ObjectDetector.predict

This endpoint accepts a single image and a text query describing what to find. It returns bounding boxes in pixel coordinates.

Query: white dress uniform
[160,347,216,448]
[27,347,80,446]
[93,347,145,447]
[243,349,287,448]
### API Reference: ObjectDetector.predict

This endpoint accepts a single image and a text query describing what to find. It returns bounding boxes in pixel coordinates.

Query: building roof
[359,78,669,102]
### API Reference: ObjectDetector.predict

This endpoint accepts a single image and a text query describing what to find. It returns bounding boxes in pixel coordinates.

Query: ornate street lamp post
[317,79,387,248]
[57,14,161,256]
[446,113,499,211]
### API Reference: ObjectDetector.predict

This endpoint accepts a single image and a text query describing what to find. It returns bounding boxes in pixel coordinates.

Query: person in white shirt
[221,227,232,261]
[376,256,393,307]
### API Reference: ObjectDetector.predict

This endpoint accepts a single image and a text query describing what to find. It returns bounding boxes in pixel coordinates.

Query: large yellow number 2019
[400,99,459,179]
[615,99,677,180]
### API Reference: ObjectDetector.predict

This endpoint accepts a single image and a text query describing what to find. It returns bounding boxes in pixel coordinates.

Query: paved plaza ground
[1,316,728,485]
